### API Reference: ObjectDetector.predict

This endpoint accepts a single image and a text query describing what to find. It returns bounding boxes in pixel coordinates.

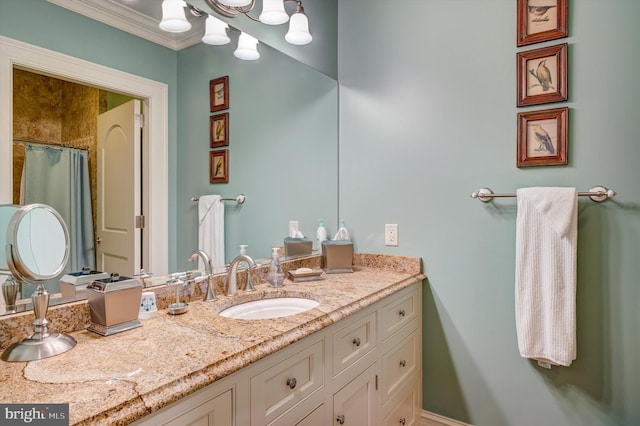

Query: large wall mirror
[0,23,338,315]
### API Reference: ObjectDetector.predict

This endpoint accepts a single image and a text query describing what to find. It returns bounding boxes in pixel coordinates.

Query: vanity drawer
[331,311,377,377]
[382,382,419,426]
[250,339,324,426]
[381,331,418,403]
[380,287,418,342]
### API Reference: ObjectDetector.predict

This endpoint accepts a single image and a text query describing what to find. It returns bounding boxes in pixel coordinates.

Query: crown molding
[46,0,203,50]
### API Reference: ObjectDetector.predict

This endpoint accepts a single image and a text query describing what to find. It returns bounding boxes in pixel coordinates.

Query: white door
[96,99,142,276]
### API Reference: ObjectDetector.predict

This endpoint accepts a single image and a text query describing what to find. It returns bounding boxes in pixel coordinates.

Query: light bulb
[202,15,230,45]
[159,0,191,33]
[234,32,260,60]
[217,0,252,6]
[285,12,312,45]
[259,0,289,25]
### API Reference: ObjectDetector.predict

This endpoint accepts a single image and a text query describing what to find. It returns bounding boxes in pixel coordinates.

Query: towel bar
[470,186,616,203]
[191,194,246,204]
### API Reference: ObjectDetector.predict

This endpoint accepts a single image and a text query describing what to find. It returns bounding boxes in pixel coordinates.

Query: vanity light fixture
[159,0,312,60]
[234,32,260,60]
[159,0,193,33]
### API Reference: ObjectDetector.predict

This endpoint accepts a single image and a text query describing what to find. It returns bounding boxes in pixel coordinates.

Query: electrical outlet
[385,224,398,246]
[289,221,299,236]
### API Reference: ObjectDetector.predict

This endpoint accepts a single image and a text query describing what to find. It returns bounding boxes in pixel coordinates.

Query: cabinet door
[333,363,377,426]
[164,389,232,426]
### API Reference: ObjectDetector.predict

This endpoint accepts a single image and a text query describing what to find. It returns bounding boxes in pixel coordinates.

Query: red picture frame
[517,43,568,107]
[517,107,568,168]
[210,113,229,148]
[209,76,229,112]
[210,150,229,183]
[517,0,568,47]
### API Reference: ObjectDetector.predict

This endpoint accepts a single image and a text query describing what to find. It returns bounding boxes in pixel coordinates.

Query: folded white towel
[515,187,577,367]
[198,195,225,273]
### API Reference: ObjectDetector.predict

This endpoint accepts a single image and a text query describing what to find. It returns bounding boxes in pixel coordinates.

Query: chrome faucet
[189,250,216,301]
[226,254,256,296]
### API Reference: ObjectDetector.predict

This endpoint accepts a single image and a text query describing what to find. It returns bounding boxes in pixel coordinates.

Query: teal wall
[338,1,640,425]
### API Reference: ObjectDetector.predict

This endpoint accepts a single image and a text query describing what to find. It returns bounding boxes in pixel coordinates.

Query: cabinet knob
[400,359,407,367]
[399,418,406,425]
[399,309,406,317]
[352,337,361,347]
[336,414,345,424]
[286,377,297,389]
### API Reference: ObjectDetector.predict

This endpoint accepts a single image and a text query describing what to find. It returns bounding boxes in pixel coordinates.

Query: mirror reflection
[1,36,338,316]
[6,204,69,282]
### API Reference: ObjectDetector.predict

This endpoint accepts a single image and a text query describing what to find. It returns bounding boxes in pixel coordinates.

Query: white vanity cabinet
[133,384,234,426]
[133,282,421,426]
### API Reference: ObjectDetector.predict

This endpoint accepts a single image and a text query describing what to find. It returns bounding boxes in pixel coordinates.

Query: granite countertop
[0,254,424,425]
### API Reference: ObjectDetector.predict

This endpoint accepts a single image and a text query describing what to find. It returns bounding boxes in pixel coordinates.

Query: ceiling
[46,0,205,50]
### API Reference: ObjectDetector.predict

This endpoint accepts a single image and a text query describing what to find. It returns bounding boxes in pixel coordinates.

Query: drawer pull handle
[352,337,361,347]
[336,414,346,424]
[286,378,297,389]
[399,418,406,425]
[400,359,407,367]
[399,309,406,317]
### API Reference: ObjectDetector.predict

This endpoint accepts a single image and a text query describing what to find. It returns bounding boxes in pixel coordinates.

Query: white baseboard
[421,410,471,426]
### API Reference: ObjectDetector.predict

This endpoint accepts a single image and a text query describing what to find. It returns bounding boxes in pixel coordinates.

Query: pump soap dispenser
[267,247,285,287]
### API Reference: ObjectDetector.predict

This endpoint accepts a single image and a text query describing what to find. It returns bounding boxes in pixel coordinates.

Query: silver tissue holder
[284,237,313,257]
[87,275,143,336]
[60,267,110,299]
[322,240,354,273]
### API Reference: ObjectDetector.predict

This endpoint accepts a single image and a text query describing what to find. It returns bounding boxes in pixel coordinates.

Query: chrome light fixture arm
[203,0,304,23]
[203,0,258,19]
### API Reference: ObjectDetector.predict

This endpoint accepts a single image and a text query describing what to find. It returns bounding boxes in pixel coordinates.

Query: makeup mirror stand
[1,204,77,362]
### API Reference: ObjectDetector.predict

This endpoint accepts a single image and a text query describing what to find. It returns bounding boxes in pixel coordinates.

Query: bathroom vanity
[0,254,424,425]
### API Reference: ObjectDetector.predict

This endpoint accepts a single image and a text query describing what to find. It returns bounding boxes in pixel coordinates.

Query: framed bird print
[210,113,229,148]
[517,43,567,107]
[210,149,229,183]
[210,76,229,112]
[517,0,568,47]
[517,107,568,167]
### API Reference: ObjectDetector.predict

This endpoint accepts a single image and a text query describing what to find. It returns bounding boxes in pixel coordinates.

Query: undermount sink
[218,297,320,320]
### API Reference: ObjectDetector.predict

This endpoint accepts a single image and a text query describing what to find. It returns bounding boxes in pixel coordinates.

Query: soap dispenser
[316,219,327,251]
[266,247,285,288]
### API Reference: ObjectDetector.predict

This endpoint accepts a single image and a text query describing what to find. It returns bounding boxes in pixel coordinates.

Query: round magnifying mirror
[0,204,20,271]
[2,203,76,362]
[6,203,69,282]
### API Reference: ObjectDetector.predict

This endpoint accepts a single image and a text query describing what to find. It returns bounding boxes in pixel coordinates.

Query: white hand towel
[515,187,577,367]
[198,195,225,273]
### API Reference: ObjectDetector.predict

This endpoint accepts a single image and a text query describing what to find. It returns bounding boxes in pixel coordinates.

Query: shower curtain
[22,144,96,282]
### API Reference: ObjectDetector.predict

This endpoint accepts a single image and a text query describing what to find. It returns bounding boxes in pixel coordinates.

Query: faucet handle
[245,266,256,292]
